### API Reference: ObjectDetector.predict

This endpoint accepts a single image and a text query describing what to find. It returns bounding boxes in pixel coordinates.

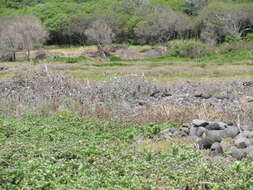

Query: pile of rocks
[191,119,253,160]
[155,119,253,160]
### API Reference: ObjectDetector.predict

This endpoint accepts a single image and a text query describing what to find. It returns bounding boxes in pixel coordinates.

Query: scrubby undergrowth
[1,67,253,125]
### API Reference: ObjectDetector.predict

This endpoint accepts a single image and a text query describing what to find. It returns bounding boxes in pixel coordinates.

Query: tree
[134,7,189,44]
[196,2,253,45]
[0,15,48,61]
[85,19,115,58]
[67,16,91,46]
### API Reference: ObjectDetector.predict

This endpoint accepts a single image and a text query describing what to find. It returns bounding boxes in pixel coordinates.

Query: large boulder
[224,126,240,138]
[235,137,252,149]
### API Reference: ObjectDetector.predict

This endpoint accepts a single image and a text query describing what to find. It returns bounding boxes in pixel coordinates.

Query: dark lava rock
[192,119,209,127]
[194,93,212,99]
[243,81,253,87]
[206,122,227,130]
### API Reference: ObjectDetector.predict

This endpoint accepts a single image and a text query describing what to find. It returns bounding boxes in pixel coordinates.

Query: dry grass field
[1,46,253,83]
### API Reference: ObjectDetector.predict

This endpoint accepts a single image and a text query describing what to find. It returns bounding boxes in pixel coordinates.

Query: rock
[201,94,212,99]
[174,130,188,137]
[243,81,253,87]
[196,127,207,137]
[241,125,253,132]
[35,53,47,60]
[215,95,229,100]
[194,94,212,99]
[206,122,227,130]
[220,140,232,152]
[197,136,220,149]
[180,127,190,135]
[0,66,8,71]
[210,142,223,155]
[188,135,199,142]
[246,146,253,160]
[237,131,253,138]
[159,128,176,138]
[182,123,191,129]
[150,90,161,98]
[189,127,198,136]
[161,92,172,97]
[192,119,209,127]
[224,126,240,138]
[230,146,248,160]
[224,121,234,126]
[247,120,253,131]
[235,137,251,149]
[205,130,226,141]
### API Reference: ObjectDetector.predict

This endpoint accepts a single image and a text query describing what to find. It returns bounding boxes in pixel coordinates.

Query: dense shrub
[215,41,253,56]
[244,33,253,42]
[167,40,211,58]
[196,2,253,45]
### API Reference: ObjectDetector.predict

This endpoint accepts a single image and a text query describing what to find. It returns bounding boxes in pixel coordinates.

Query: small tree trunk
[27,49,30,61]
[11,52,16,62]
[97,43,106,58]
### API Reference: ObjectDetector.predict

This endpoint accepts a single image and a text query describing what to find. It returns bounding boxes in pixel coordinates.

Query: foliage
[196,2,253,45]
[1,113,253,189]
[167,39,211,58]
[1,0,253,46]
[47,56,87,63]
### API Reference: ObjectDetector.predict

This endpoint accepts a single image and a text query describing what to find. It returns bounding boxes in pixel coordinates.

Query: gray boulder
[224,126,240,138]
[196,127,207,137]
[230,146,248,160]
[241,125,253,132]
[210,142,223,155]
[189,127,198,136]
[235,137,251,149]
[205,130,226,141]
[198,136,220,149]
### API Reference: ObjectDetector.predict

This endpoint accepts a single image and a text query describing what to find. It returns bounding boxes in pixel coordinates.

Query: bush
[109,56,122,62]
[215,41,253,55]
[167,40,211,58]
[244,33,253,42]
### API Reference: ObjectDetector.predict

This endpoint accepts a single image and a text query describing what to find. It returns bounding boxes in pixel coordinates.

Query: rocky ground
[136,119,253,160]
[1,68,253,161]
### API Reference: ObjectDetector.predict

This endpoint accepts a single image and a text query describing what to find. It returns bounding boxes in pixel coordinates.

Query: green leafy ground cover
[1,112,253,189]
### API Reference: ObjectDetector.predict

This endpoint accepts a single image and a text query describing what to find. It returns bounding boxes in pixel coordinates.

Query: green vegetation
[1,112,253,189]
[47,56,88,63]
